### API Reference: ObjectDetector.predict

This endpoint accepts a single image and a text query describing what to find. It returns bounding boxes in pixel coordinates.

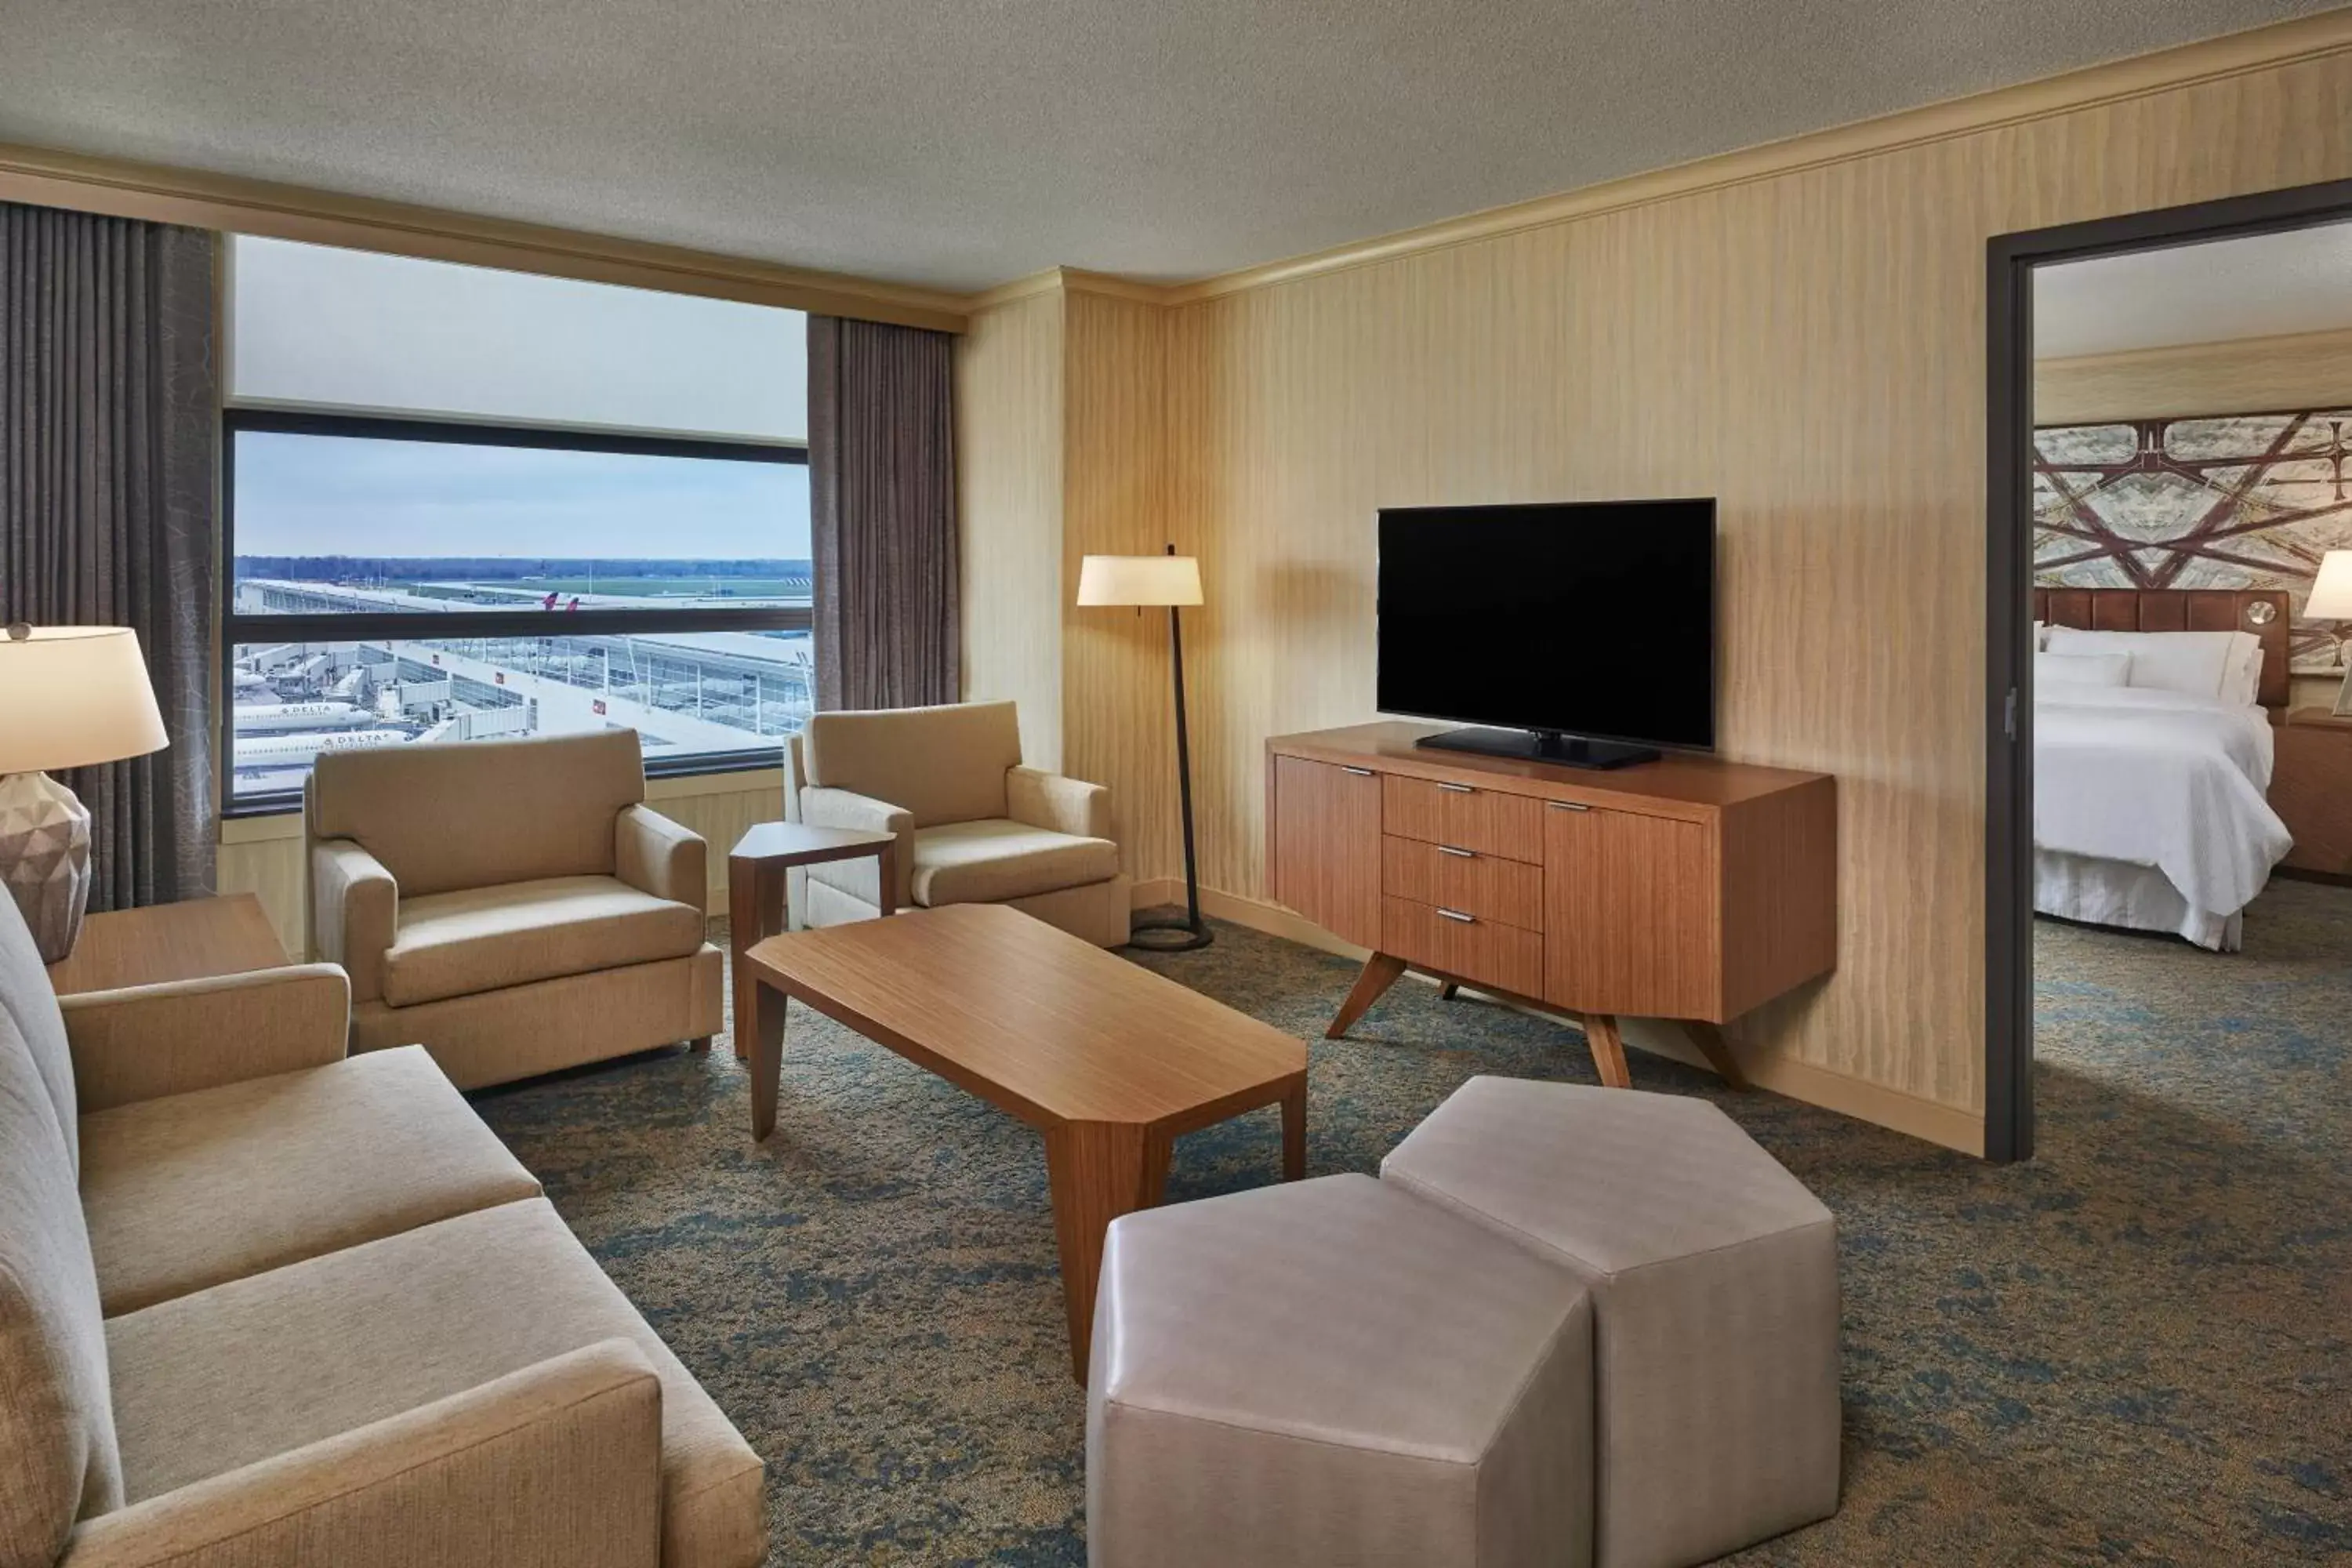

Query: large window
[223,240,811,811]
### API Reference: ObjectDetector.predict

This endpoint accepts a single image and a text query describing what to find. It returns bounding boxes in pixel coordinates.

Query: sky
[234,430,812,560]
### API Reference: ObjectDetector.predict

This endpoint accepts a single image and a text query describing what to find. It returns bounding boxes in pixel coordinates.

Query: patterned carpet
[470,882,2352,1566]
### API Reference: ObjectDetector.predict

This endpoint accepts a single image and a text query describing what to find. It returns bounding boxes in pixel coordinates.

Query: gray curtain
[0,201,219,909]
[807,314,959,710]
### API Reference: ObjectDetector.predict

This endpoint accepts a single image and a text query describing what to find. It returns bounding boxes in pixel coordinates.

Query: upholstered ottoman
[1087,1174,1595,1568]
[1382,1077,1839,1568]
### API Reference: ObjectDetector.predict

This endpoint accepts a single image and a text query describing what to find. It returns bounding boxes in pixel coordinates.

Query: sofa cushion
[78,1045,543,1316]
[0,885,77,1170]
[909,819,1120,908]
[801,699,1022,828]
[307,729,646,898]
[382,875,704,1008]
[0,1007,121,1568]
[106,1198,766,1568]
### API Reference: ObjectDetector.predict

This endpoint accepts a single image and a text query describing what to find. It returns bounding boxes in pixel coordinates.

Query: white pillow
[2032,619,2049,651]
[2036,651,2131,689]
[2042,626,2241,699]
[2221,640,2264,708]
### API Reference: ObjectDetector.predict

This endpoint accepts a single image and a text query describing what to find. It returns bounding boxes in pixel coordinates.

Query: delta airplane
[231,701,378,734]
[233,729,409,768]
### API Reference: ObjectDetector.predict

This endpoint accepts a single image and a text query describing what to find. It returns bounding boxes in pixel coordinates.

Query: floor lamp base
[1126,915,1214,953]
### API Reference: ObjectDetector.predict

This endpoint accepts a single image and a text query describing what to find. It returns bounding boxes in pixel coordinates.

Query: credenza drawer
[1381,775,1543,862]
[1381,835,1544,930]
[1382,897,1543,998]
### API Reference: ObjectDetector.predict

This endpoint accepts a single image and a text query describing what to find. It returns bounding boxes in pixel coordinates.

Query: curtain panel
[0,201,219,909]
[807,315,960,711]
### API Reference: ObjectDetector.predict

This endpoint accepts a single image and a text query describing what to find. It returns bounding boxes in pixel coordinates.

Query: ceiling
[2035,220,2352,357]
[0,0,2336,294]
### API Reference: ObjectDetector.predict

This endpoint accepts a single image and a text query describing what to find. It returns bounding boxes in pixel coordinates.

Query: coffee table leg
[1280,1075,1306,1181]
[1044,1119,1172,1385]
[750,978,788,1142]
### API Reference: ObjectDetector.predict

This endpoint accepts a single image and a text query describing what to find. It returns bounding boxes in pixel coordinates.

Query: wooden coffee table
[741,902,1308,1381]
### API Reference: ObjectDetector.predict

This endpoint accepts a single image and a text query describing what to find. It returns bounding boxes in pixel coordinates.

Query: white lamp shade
[2304,550,2352,620]
[1076,554,1203,608]
[0,626,169,774]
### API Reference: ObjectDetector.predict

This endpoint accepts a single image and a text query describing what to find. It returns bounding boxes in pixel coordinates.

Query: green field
[403,577,808,601]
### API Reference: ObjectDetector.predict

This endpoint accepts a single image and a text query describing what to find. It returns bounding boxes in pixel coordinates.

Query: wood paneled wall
[2035,325,2352,424]
[959,37,2352,1152]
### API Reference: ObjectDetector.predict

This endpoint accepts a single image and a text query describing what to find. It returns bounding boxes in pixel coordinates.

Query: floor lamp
[1077,546,1212,952]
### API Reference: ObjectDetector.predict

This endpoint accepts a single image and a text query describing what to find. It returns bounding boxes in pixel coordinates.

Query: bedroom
[2024,216,2351,1117]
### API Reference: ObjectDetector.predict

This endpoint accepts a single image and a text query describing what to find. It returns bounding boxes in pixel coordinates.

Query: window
[223,240,811,811]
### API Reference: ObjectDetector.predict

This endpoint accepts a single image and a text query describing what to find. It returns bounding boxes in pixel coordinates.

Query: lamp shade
[2305,550,2352,620]
[0,626,169,774]
[1077,554,1203,608]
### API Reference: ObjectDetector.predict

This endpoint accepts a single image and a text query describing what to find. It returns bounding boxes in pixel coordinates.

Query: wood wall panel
[2034,325,2352,424]
[1150,48,2352,1129]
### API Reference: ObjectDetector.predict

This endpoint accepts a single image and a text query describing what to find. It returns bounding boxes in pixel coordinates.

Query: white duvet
[2035,684,2292,922]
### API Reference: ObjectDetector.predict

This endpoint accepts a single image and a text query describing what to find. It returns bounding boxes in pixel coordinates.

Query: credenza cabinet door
[1541,802,1716,1019]
[1272,756,1385,950]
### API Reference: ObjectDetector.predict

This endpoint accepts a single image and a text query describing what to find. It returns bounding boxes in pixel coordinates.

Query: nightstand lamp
[2307,550,2352,716]
[0,624,169,960]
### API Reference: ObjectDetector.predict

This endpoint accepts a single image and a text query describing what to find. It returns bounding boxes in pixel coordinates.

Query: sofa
[782,699,1131,947]
[0,892,765,1568]
[306,728,724,1089]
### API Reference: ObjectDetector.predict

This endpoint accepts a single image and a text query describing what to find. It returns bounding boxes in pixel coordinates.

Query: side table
[727,822,898,1059]
[44,892,292,996]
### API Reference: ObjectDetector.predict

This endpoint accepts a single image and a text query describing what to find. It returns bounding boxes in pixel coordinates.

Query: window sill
[218,760,787,840]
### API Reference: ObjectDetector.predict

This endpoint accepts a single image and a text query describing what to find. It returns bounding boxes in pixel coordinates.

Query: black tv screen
[1377,500,1716,751]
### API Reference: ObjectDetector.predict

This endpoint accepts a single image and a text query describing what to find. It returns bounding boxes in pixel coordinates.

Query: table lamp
[1076,546,1210,951]
[2305,550,2352,717]
[0,624,170,960]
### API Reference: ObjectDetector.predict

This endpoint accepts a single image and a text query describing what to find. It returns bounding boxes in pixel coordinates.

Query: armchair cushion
[800,700,1022,828]
[310,838,396,1004]
[1007,766,1112,840]
[909,820,1120,908]
[381,877,702,1010]
[105,1199,766,1568]
[61,967,352,1116]
[79,1046,542,1316]
[615,805,706,909]
[61,1341,663,1568]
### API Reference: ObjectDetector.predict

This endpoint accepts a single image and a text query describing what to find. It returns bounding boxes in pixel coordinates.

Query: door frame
[1982,176,2352,1163]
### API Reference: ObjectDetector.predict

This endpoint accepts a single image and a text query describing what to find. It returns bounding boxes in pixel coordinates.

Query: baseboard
[1190,884,1985,1157]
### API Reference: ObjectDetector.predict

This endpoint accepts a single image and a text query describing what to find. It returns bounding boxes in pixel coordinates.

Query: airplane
[231,701,376,734]
[233,728,409,769]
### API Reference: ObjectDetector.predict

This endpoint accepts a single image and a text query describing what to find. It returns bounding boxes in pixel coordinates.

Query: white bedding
[2034,685,2292,949]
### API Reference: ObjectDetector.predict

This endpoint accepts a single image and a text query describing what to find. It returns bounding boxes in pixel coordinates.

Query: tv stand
[1417,726,1661,770]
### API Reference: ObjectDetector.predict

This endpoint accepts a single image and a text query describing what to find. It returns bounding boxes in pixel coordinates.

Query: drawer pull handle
[1437,844,1476,858]
[1436,908,1476,924]
[1436,782,1475,794]
[1341,766,1374,776]
[1548,800,1592,812]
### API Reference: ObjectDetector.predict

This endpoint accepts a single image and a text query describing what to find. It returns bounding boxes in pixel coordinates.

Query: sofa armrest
[60,1341,664,1568]
[310,837,397,1004]
[1007,766,1112,840]
[615,804,708,909]
[800,786,914,909]
[62,966,352,1114]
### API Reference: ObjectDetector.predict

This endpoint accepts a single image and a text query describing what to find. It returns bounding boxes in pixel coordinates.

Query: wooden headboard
[2033,587,2292,709]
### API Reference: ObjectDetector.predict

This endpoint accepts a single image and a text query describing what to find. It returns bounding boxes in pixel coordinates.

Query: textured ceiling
[2036,220,2352,357]
[0,0,2336,293]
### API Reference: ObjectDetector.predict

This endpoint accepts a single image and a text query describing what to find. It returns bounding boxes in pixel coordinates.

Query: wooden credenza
[1265,723,1838,1087]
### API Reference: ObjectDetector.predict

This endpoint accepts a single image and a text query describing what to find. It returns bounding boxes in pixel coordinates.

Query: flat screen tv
[1377,499,1715,768]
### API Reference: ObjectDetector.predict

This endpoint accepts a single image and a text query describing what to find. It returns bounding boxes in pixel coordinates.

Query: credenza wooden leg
[1684,1020,1751,1090]
[1581,1012,1633,1088]
[1327,952,1408,1038]
[1436,981,1460,1001]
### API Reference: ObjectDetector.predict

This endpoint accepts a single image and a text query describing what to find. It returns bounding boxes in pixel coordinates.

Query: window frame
[221,406,814,817]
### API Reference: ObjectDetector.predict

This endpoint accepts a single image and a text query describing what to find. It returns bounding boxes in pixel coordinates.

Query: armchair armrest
[615,804,708,909]
[63,965,352,1114]
[310,837,397,1004]
[1007,765,1112,840]
[800,786,914,909]
[61,1341,664,1568]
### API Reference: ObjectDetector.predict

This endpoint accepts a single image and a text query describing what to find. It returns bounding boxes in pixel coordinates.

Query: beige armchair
[306,729,724,1089]
[783,700,1132,946]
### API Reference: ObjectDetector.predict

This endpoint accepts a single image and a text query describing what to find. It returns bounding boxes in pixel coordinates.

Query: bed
[2032,588,2295,951]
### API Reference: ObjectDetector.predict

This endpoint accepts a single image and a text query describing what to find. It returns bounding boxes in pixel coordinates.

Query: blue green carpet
[470,880,2352,1565]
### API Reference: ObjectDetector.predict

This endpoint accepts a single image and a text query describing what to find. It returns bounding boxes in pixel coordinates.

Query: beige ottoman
[1382,1078,1839,1568]
[1087,1174,1595,1568]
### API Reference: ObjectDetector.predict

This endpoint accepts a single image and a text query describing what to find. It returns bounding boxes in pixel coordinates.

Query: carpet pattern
[470,882,2352,1566]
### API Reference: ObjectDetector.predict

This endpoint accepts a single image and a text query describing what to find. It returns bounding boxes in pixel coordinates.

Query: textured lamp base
[0,771,93,963]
